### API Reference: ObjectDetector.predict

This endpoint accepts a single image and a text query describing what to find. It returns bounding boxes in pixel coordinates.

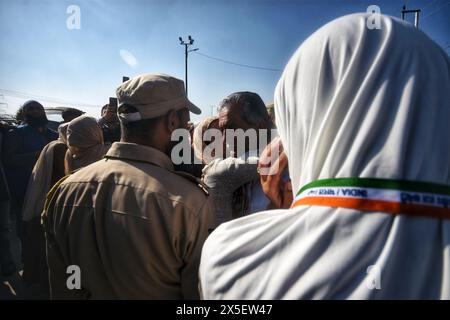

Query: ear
[166,109,180,133]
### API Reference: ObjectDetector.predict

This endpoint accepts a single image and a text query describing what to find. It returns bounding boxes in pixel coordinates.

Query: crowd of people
[0,13,449,300]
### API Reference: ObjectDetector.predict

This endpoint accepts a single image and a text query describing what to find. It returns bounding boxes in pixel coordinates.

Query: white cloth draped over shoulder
[199,13,450,299]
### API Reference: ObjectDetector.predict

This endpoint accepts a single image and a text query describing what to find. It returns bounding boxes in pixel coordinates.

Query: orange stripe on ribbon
[291,197,450,219]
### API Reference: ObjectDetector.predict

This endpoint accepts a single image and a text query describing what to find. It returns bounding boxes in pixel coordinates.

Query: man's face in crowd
[23,103,48,127]
[219,103,259,157]
[104,105,119,124]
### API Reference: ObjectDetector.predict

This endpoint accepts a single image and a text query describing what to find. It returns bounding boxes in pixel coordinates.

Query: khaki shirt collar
[105,142,174,171]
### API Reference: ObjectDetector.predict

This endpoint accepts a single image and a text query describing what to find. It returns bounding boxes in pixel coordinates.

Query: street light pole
[401,5,421,28]
[185,42,188,96]
[179,36,198,98]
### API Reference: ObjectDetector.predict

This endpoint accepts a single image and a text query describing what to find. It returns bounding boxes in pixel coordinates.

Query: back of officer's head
[116,73,201,153]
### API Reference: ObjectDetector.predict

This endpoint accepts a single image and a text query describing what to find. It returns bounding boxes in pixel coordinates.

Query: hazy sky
[0,0,449,122]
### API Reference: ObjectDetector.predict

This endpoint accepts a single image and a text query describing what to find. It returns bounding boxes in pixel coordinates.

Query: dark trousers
[0,201,14,269]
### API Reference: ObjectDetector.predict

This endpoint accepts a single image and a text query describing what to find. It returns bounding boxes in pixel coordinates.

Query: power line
[422,1,450,19]
[193,51,282,72]
[0,88,100,109]
[422,0,441,10]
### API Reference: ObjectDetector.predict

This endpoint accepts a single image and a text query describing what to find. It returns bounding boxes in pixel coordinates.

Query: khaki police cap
[116,73,201,122]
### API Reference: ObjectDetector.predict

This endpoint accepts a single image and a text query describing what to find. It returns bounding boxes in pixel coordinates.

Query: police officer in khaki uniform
[43,73,216,299]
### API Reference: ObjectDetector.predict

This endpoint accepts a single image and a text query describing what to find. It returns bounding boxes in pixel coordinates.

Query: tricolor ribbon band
[291,178,450,219]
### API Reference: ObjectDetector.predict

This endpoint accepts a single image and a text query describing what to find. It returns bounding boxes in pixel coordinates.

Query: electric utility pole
[179,35,198,97]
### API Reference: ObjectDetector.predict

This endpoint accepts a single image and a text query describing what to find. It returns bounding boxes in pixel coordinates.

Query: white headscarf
[192,116,219,165]
[200,13,450,299]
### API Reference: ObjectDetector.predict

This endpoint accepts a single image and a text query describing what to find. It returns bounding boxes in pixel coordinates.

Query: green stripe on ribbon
[296,178,450,197]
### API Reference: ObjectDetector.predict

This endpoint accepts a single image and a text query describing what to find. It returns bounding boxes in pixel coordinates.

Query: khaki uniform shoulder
[172,170,210,196]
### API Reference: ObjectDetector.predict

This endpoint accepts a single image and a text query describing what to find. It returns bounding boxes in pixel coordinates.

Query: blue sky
[0,0,449,123]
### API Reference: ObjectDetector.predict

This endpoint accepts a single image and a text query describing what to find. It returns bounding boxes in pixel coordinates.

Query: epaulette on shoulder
[173,170,210,196]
